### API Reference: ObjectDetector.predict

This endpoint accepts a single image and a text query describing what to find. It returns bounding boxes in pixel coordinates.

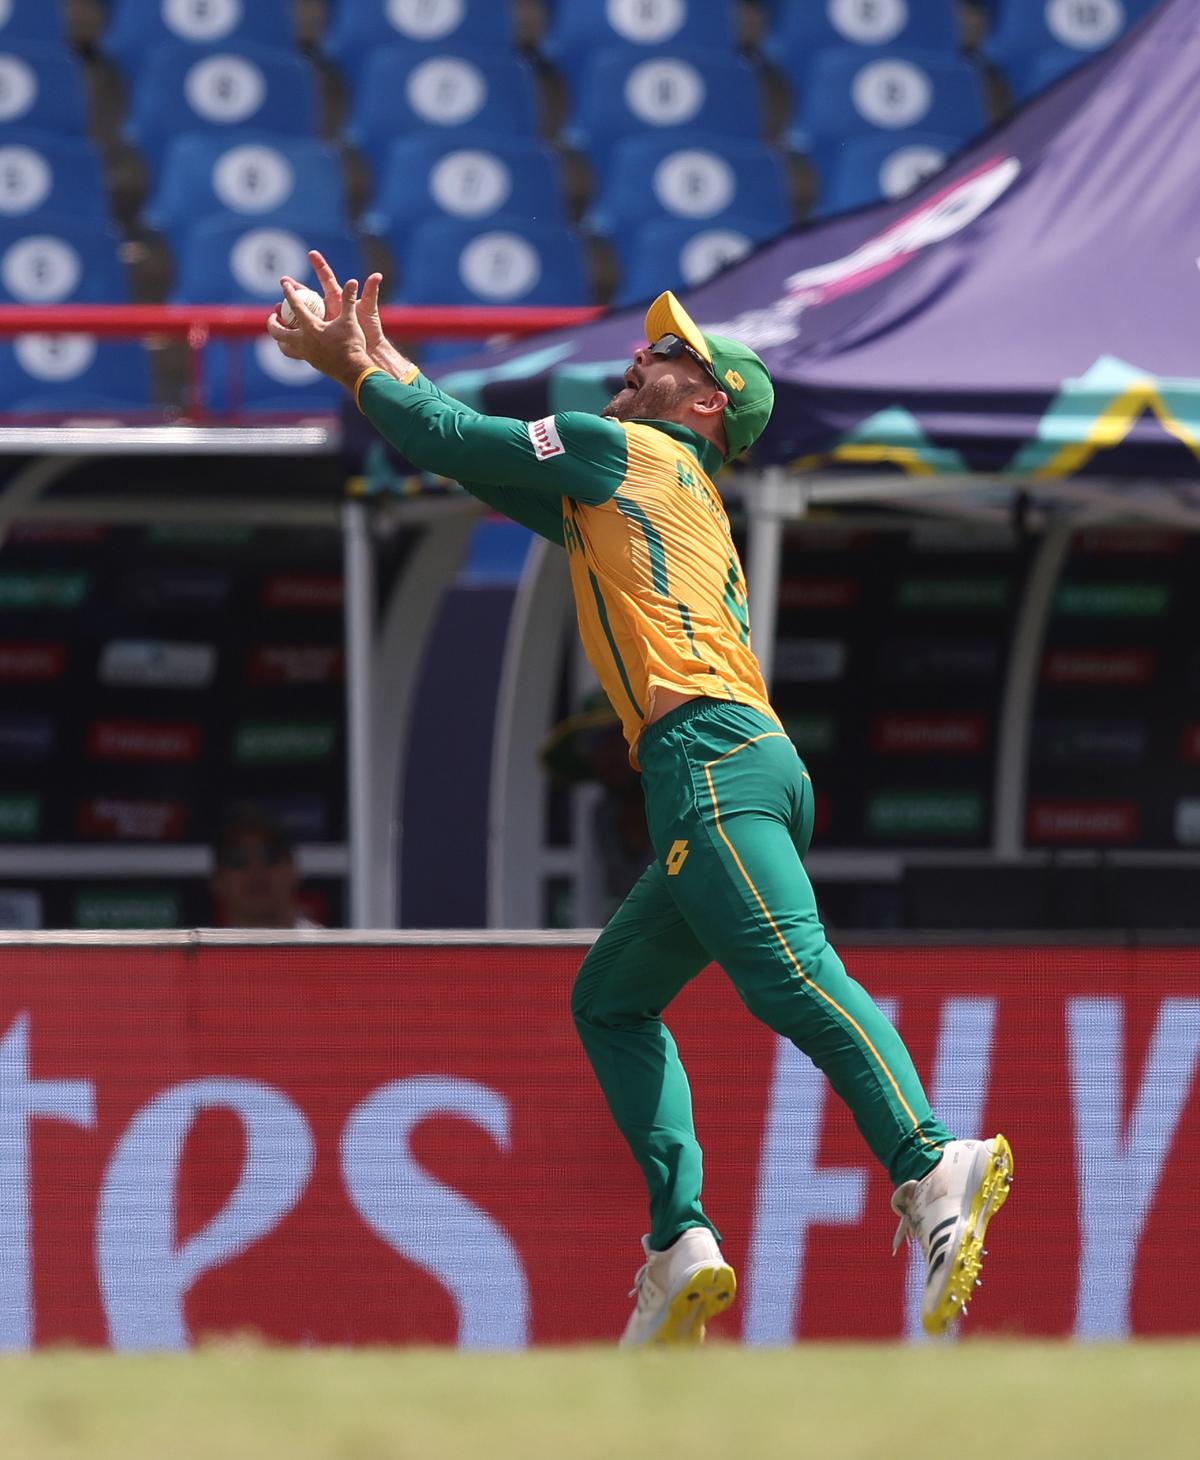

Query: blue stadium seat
[587,134,790,256]
[125,44,319,175]
[323,0,516,80]
[0,131,110,226]
[0,219,129,303]
[1001,45,1094,103]
[171,216,365,302]
[544,0,735,84]
[0,338,154,413]
[0,0,66,43]
[788,48,987,176]
[613,216,776,307]
[764,0,960,66]
[346,46,540,176]
[203,337,344,413]
[391,218,590,304]
[0,44,88,135]
[361,133,565,238]
[565,46,764,167]
[815,129,960,216]
[102,0,297,73]
[984,0,1157,76]
[145,134,348,249]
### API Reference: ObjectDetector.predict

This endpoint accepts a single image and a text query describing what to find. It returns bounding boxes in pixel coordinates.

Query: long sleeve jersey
[359,368,778,764]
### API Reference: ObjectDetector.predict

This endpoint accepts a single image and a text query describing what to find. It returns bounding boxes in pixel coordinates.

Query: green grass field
[2,1343,1197,1460]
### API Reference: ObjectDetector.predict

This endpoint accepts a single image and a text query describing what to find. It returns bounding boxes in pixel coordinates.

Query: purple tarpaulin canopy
[433,0,1199,482]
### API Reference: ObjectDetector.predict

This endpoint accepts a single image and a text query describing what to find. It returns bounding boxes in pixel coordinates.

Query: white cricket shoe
[620,1227,737,1347]
[891,1134,1014,1336]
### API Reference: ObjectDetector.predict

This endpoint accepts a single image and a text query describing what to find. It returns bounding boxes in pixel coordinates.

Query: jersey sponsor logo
[665,839,690,876]
[527,416,565,461]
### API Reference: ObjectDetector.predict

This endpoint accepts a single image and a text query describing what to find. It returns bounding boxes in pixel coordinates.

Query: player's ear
[691,387,728,421]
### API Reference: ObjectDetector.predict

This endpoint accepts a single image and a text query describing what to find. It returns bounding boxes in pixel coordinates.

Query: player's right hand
[308,249,387,354]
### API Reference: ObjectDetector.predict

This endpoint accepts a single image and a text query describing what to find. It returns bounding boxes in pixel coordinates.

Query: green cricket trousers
[572,699,953,1251]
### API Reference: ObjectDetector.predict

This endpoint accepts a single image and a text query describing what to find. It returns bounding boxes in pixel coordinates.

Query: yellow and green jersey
[359,370,778,763]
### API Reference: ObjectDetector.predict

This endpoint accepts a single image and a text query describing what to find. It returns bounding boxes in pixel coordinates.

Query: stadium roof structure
[436,0,1199,531]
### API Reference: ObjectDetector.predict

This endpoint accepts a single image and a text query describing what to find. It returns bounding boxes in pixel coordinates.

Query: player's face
[601,343,717,424]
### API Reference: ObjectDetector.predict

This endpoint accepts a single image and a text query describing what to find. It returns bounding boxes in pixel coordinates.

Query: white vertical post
[342,499,376,929]
[993,520,1073,860]
[744,466,800,692]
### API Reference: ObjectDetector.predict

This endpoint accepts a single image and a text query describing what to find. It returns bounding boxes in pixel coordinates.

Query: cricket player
[268,253,1013,1346]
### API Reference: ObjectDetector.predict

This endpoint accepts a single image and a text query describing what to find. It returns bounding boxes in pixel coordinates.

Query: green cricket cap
[644,290,774,461]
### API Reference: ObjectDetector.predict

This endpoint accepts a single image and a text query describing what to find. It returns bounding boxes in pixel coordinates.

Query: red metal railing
[0,304,605,419]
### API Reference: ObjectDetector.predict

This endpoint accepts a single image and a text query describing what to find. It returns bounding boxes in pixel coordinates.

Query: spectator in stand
[209,806,321,928]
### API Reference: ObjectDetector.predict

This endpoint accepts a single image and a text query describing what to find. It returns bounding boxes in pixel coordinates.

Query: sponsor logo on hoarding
[145,523,254,547]
[783,716,836,756]
[879,639,1000,683]
[897,578,1009,611]
[250,796,329,842]
[0,713,54,762]
[233,721,336,765]
[247,645,343,685]
[1174,799,1200,847]
[124,571,231,611]
[6,943,1195,1346]
[6,521,108,545]
[0,793,40,839]
[78,799,189,841]
[1042,649,1156,687]
[866,790,982,838]
[72,890,180,928]
[1075,528,1185,556]
[98,641,217,689]
[873,713,987,755]
[262,576,343,611]
[0,572,88,609]
[1034,719,1147,766]
[1027,800,1140,844]
[1054,583,1169,618]
[87,721,202,763]
[1180,726,1200,764]
[0,642,66,681]
[0,890,41,929]
[773,639,846,682]
[777,578,860,611]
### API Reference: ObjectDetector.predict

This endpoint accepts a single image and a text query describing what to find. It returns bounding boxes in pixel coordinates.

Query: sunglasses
[647,334,736,410]
[220,843,291,870]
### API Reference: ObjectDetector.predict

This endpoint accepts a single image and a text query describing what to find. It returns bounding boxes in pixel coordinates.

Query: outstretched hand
[266,274,374,390]
[308,249,387,353]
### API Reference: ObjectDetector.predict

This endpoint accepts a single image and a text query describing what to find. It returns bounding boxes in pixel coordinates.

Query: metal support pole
[744,466,802,692]
[993,520,1073,860]
[342,498,376,929]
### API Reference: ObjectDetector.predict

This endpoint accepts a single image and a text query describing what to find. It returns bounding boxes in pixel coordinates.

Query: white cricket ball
[279,285,325,327]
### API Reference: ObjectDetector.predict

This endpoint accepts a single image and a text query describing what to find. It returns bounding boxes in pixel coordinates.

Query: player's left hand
[267,276,374,389]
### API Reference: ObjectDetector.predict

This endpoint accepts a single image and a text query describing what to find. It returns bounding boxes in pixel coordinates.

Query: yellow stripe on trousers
[702,732,935,1146]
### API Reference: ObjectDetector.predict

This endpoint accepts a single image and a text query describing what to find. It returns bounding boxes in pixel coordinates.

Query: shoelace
[628,1261,649,1301]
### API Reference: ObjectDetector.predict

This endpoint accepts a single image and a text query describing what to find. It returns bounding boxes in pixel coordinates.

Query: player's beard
[602,376,697,423]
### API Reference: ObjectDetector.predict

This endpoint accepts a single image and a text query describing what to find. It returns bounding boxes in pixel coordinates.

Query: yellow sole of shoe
[923,1133,1014,1336]
[653,1263,738,1346]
